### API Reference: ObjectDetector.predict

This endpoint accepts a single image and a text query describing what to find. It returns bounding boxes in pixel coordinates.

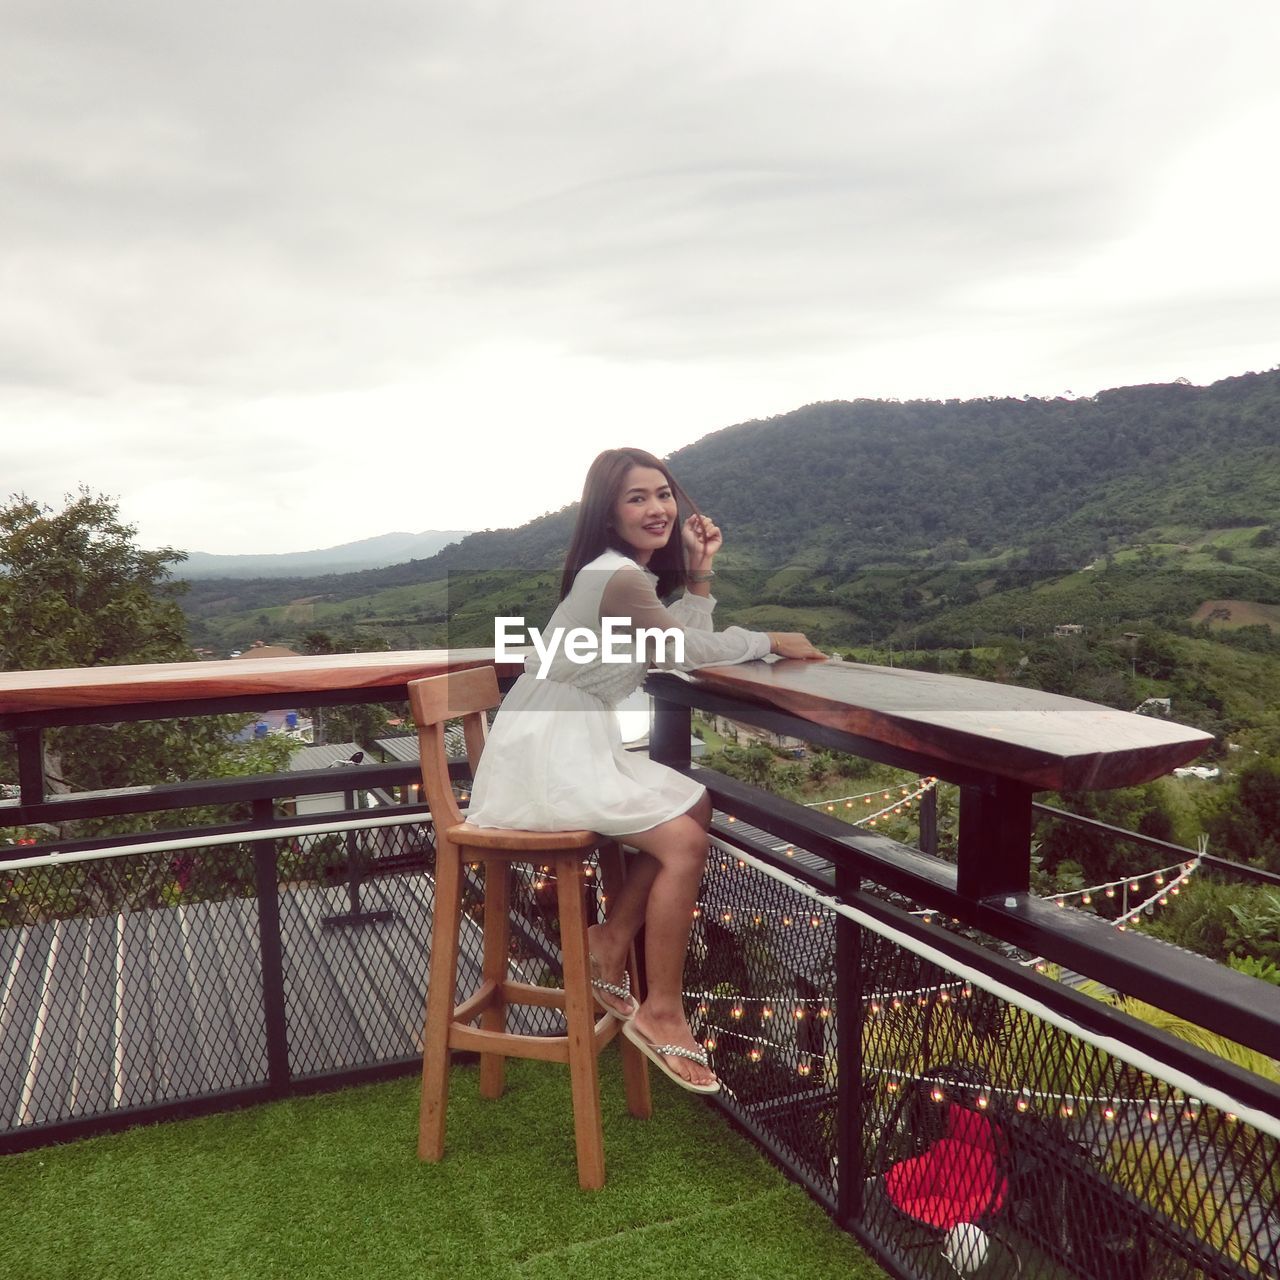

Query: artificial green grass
[4,1057,884,1280]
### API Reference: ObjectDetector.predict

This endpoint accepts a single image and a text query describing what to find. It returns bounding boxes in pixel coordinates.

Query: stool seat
[447,822,600,851]
[409,668,651,1190]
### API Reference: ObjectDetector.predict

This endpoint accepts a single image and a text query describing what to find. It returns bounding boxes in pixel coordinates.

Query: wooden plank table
[651,657,1214,901]
[0,649,524,718]
[690,659,1212,792]
[0,650,528,811]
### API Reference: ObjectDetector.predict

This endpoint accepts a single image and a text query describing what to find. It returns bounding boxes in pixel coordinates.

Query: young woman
[466,447,826,1091]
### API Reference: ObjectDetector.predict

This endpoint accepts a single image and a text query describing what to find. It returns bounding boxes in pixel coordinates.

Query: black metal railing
[646,674,1280,1280]
[2,659,1278,1280]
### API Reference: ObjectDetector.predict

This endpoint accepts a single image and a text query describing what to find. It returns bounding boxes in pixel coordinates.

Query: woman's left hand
[682,514,722,565]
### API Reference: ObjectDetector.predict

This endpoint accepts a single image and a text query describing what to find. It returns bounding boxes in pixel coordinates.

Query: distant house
[288,741,367,816]
[1053,624,1084,638]
[233,642,303,660]
[233,708,314,743]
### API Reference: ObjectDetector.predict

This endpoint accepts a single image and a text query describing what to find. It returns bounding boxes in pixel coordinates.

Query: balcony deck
[3,651,1277,1280]
[0,1056,883,1280]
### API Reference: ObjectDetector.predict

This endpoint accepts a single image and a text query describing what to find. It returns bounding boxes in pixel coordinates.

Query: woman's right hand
[766,632,828,661]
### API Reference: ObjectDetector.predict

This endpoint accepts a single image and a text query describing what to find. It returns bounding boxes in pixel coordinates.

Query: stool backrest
[407,666,499,831]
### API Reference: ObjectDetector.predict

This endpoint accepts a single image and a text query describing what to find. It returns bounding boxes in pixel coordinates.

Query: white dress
[466,550,773,836]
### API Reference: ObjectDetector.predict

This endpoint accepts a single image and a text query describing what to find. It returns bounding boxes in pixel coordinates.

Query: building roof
[375,729,469,762]
[287,743,366,771]
[234,643,303,660]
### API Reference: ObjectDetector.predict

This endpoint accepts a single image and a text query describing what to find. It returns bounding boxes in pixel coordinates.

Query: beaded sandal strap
[591,971,632,1001]
[651,1043,710,1068]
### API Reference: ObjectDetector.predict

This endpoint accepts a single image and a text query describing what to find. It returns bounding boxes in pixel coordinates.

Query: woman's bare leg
[586,791,714,1086]
[588,791,708,975]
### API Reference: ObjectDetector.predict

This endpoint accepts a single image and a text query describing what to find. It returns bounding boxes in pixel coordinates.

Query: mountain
[179,368,1280,660]
[178,531,470,579]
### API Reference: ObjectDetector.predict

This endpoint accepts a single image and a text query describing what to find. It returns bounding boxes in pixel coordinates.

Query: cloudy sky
[4,1,1279,555]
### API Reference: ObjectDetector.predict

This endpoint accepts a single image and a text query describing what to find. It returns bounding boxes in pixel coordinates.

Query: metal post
[252,798,292,1093]
[321,788,394,929]
[918,785,937,857]
[957,778,1032,901]
[16,727,45,806]
[833,861,864,1229]
[648,692,692,768]
[641,691,692,999]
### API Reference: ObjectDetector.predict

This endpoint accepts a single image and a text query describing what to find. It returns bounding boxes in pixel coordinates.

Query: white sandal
[590,958,640,1021]
[622,1020,720,1094]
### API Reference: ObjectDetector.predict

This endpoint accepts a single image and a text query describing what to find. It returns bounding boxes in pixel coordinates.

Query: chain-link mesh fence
[3,802,1278,1280]
[696,834,1280,1280]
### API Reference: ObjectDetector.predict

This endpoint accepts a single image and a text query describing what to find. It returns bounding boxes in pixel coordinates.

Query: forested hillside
[669,371,1279,570]
[180,368,1280,758]
[184,368,1279,604]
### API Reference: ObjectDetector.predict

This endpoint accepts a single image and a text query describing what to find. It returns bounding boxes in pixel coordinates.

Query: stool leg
[419,842,463,1162]
[597,842,652,1120]
[556,854,606,1190]
[479,859,511,1099]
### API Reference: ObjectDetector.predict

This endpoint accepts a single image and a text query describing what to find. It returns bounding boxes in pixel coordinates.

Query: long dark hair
[560,447,702,600]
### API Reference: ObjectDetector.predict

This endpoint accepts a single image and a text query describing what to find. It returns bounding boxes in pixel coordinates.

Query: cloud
[2,1,1279,551]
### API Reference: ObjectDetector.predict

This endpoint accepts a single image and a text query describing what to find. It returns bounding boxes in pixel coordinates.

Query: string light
[1046,856,1201,913]
[686,831,1246,1130]
[687,978,970,1016]
[1023,857,1203,970]
[697,1018,1208,1119]
[805,777,939,828]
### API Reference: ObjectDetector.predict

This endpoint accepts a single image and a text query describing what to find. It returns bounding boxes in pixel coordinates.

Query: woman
[467,447,826,1092]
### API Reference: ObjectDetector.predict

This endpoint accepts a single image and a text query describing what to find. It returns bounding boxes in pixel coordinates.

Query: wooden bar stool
[408,666,651,1190]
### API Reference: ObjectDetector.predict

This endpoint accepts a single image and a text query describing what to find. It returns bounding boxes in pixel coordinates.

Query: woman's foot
[629,1003,717,1090]
[587,924,638,1019]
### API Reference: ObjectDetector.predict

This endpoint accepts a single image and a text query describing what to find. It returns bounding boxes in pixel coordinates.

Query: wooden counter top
[0,650,526,717]
[691,658,1213,792]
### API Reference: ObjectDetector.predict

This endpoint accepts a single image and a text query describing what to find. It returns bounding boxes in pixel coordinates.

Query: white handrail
[0,811,436,875]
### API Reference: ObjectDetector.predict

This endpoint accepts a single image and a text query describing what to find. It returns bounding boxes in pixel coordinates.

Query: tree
[293,629,402,745]
[1,490,295,841]
[1207,758,1280,874]
[0,489,190,671]
[1034,784,1177,887]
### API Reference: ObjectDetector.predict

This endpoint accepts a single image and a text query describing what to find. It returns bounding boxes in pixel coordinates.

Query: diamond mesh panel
[278,815,437,1076]
[690,845,838,1196]
[694,843,1280,1280]
[0,794,622,1139]
[1,843,268,1132]
[4,802,1277,1280]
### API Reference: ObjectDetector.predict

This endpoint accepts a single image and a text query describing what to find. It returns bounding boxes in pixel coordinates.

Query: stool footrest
[449,1014,620,1063]
[452,977,583,1025]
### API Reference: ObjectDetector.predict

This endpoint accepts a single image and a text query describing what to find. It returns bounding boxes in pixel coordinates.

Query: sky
[4,0,1279,555]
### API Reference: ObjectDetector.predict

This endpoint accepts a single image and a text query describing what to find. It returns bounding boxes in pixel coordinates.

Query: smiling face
[612,465,678,564]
